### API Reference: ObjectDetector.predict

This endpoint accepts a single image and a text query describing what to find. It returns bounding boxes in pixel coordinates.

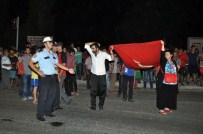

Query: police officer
[29,37,74,121]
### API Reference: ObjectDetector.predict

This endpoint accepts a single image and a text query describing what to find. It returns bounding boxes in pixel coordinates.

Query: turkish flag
[110,40,162,69]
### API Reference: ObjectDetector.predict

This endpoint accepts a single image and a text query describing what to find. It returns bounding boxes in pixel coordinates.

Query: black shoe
[10,89,15,92]
[128,99,134,102]
[67,98,72,104]
[187,82,189,85]
[19,94,23,97]
[55,106,63,111]
[122,98,127,101]
[143,83,147,89]
[37,117,45,121]
[99,106,103,111]
[87,106,96,111]
[45,113,56,117]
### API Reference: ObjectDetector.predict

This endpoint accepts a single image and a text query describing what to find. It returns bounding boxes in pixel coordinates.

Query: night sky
[1,0,203,49]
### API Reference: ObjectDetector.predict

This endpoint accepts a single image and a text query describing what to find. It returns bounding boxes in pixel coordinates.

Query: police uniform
[32,48,58,118]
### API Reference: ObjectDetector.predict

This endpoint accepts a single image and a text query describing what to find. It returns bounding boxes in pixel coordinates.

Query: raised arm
[160,40,166,63]
[161,40,165,51]
[109,46,115,61]
[84,42,95,56]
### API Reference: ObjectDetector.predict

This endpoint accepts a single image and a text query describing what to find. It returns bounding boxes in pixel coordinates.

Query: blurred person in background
[178,49,188,86]
[17,47,33,101]
[75,47,83,80]
[85,54,92,89]
[9,49,18,89]
[1,49,12,90]
[57,42,72,104]
[31,46,41,104]
[199,52,203,86]
[187,46,199,85]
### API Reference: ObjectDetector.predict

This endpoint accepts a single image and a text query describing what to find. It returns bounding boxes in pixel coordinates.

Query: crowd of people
[0,38,203,120]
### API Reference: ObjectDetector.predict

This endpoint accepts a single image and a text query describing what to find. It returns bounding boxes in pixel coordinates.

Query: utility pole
[16,17,19,50]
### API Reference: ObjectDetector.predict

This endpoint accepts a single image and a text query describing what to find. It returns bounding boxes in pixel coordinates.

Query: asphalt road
[0,82,203,134]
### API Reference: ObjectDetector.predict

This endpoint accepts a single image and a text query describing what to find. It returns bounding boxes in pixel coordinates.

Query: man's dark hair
[67,48,75,53]
[3,49,8,53]
[25,46,31,50]
[31,46,40,55]
[165,49,173,55]
[10,48,16,53]
[90,42,100,49]
[100,46,107,50]
[191,45,195,49]
[57,42,63,47]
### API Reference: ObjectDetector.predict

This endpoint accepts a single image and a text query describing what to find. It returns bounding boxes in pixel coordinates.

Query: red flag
[110,40,162,69]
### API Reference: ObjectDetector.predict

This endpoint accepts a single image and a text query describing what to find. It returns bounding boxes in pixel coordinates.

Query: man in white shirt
[1,49,12,90]
[84,42,114,111]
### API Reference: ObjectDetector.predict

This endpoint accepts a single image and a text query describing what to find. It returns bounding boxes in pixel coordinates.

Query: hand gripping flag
[109,40,162,69]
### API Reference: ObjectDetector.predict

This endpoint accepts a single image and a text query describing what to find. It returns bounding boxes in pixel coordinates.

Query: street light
[11,17,19,50]
[11,19,17,29]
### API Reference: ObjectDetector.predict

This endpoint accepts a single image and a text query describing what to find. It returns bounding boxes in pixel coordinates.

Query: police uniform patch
[44,56,50,59]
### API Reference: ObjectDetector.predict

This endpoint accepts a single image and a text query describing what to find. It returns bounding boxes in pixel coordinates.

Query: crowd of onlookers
[0,42,86,104]
[0,43,203,104]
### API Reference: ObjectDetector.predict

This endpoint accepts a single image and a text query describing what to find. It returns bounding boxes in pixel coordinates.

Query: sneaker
[22,97,28,101]
[28,96,34,100]
[122,98,127,101]
[99,106,104,111]
[87,106,96,111]
[37,117,45,121]
[45,113,56,117]
[65,97,72,104]
[54,106,63,111]
[128,99,134,102]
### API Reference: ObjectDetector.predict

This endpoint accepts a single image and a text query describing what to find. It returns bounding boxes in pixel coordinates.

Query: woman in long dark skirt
[156,41,180,115]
